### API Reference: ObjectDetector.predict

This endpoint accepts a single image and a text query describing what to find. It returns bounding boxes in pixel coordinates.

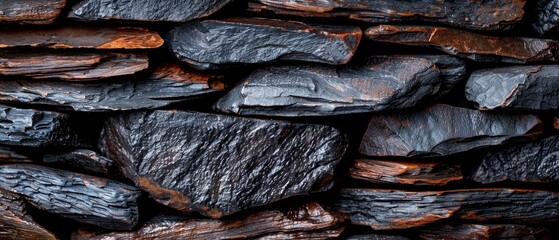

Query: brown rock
[0,0,66,24]
[419,224,552,240]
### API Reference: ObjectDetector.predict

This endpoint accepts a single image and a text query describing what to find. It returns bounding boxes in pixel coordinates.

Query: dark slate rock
[466,65,559,110]
[248,0,526,31]
[0,146,32,163]
[533,0,559,35]
[99,110,347,218]
[365,25,559,63]
[346,234,411,240]
[419,224,552,240]
[215,57,440,116]
[166,18,362,70]
[335,188,559,230]
[0,164,140,230]
[359,104,542,157]
[69,0,232,22]
[0,0,65,24]
[473,136,559,184]
[0,64,225,112]
[43,149,113,176]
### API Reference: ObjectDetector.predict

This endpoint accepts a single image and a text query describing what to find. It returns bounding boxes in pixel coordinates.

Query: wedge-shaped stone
[215,58,440,116]
[359,104,542,157]
[0,52,148,81]
[0,105,85,148]
[167,18,362,70]
[0,64,225,112]
[248,0,525,31]
[336,188,559,230]
[0,26,163,49]
[0,164,140,230]
[350,159,462,186]
[71,202,344,240]
[43,149,113,176]
[419,224,552,240]
[366,25,559,63]
[473,136,559,184]
[99,110,347,218]
[533,0,559,35]
[0,0,65,24]
[466,65,559,110]
[69,0,232,22]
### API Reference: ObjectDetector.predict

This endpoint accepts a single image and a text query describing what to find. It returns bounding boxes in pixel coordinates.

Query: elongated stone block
[43,149,113,176]
[100,110,347,218]
[365,25,559,63]
[336,188,559,230]
[466,65,559,110]
[359,104,542,157]
[215,57,440,116]
[167,18,361,70]
[248,0,526,31]
[0,164,140,230]
[419,224,552,240]
[0,0,65,24]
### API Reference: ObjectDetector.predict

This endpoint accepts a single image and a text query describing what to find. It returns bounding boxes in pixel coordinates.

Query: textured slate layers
[533,0,559,35]
[419,224,552,240]
[0,26,163,49]
[215,57,440,116]
[69,0,232,22]
[0,52,148,81]
[71,202,345,240]
[167,18,362,70]
[473,136,559,184]
[350,159,462,186]
[100,110,347,218]
[336,188,559,230]
[0,189,57,240]
[0,105,85,148]
[0,0,66,24]
[346,234,410,240]
[248,0,526,31]
[366,25,559,63]
[0,64,225,112]
[0,164,140,230]
[466,65,559,110]
[359,104,542,157]
[0,147,31,163]
[43,149,113,176]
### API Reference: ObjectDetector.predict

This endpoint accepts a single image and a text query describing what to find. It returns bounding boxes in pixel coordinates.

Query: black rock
[43,149,113,176]
[419,224,552,240]
[0,146,32,163]
[99,110,347,218]
[533,0,559,35]
[0,0,65,24]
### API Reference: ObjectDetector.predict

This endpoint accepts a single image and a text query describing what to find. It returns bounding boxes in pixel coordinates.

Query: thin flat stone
[0,0,66,24]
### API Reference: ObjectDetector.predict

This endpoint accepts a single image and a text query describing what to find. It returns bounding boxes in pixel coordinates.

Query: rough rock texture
[365,25,559,63]
[473,136,559,184]
[71,202,344,240]
[43,149,113,176]
[69,0,232,22]
[0,105,85,148]
[336,188,559,230]
[359,104,542,157]
[346,234,410,240]
[0,147,32,163]
[0,164,140,230]
[0,189,58,240]
[350,159,462,186]
[0,0,65,24]
[0,52,149,81]
[533,0,559,35]
[0,26,163,49]
[466,65,559,110]
[0,64,225,112]
[167,18,362,70]
[99,110,347,218]
[215,57,441,116]
[248,0,526,31]
[419,224,552,240]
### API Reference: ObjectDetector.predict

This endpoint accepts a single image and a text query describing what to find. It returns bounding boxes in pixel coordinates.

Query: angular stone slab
[43,149,113,176]
[350,159,462,186]
[359,104,542,157]
[335,188,559,230]
[365,25,559,63]
[248,0,525,31]
[167,18,362,70]
[0,189,57,240]
[0,105,85,148]
[99,110,347,218]
[0,164,140,230]
[71,202,344,240]
[473,136,559,184]
[0,52,148,81]
[0,64,225,112]
[69,0,232,22]
[466,65,559,110]
[0,147,32,163]
[419,224,552,240]
[533,0,559,35]
[215,57,440,116]
[0,26,163,49]
[0,0,65,24]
